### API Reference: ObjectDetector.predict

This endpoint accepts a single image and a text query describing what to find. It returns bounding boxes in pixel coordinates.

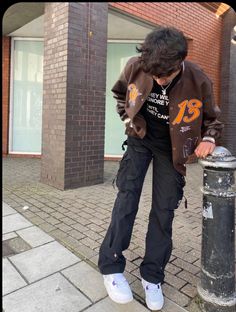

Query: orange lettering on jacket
[172,99,202,125]
[128,83,142,106]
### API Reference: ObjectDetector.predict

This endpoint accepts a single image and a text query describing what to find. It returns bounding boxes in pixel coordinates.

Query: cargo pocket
[116,151,140,191]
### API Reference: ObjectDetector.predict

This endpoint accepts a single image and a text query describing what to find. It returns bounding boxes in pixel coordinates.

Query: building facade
[2,2,236,189]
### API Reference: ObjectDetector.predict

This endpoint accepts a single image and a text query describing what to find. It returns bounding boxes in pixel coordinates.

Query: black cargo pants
[98,136,185,284]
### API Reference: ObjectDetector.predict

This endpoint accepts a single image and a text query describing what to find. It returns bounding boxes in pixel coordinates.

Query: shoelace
[145,283,161,292]
[112,277,128,287]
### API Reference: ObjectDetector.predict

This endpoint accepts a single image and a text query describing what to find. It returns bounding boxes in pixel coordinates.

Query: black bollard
[198,146,236,312]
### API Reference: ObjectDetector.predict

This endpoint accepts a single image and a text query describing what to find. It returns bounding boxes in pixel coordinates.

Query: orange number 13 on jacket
[172,99,202,125]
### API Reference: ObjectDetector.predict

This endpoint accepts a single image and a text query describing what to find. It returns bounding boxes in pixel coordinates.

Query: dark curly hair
[136,26,188,76]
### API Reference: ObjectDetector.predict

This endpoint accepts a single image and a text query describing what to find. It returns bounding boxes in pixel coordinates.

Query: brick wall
[41,2,108,190]
[109,2,223,106]
[2,36,10,156]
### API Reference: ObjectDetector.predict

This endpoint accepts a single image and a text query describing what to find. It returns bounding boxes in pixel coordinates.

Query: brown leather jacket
[111,56,224,175]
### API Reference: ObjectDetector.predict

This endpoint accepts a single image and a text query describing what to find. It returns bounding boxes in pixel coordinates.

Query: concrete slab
[3,232,18,241]
[83,296,149,312]
[131,279,188,312]
[62,261,107,303]
[3,203,17,216]
[3,214,32,234]
[2,237,31,257]
[162,297,189,312]
[3,258,27,296]
[16,226,54,247]
[9,241,81,283]
[3,273,91,312]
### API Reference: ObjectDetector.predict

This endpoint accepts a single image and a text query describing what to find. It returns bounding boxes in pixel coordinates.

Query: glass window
[10,39,43,153]
[105,43,139,156]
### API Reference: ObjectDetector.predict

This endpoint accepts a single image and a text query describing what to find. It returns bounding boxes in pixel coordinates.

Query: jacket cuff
[202,136,215,144]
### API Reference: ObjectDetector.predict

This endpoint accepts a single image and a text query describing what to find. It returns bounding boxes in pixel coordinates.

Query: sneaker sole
[146,300,164,311]
[108,293,133,304]
[104,283,133,304]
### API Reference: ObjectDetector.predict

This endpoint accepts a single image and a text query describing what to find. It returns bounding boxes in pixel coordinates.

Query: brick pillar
[220,8,236,156]
[41,2,108,190]
[2,36,11,156]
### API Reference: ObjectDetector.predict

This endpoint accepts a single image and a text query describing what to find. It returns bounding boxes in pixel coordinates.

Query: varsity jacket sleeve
[111,57,135,122]
[201,78,224,141]
[111,69,129,121]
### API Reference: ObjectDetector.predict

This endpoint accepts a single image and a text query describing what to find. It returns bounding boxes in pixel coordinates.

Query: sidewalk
[3,157,205,311]
[3,202,188,312]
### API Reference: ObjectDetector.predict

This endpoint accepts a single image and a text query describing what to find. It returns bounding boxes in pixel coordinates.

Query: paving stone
[123,250,140,261]
[3,203,17,216]
[59,235,84,250]
[131,246,145,258]
[28,215,45,225]
[83,229,103,241]
[125,260,138,273]
[39,222,57,233]
[172,249,199,265]
[130,268,141,279]
[68,229,86,240]
[3,273,91,312]
[21,211,36,219]
[192,259,201,268]
[161,297,189,312]
[171,258,200,275]
[61,217,79,225]
[28,206,41,213]
[165,272,187,290]
[35,211,50,219]
[9,241,80,283]
[3,258,27,295]
[177,270,200,286]
[3,214,32,234]
[62,261,107,302]
[181,283,198,298]
[46,216,61,225]
[165,262,182,275]
[56,223,72,233]
[87,223,104,232]
[132,257,143,266]
[162,283,190,307]
[49,229,69,239]
[80,237,100,249]
[74,243,97,260]
[77,217,92,225]
[59,202,71,208]
[2,232,18,241]
[16,226,54,247]
[130,278,145,300]
[51,212,66,219]
[89,254,99,266]
[3,237,32,256]
[83,296,149,312]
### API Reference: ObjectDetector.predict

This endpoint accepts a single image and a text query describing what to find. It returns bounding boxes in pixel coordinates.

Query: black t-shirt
[140,70,182,153]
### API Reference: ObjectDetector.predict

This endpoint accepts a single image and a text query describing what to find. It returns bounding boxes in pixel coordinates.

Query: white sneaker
[142,278,164,310]
[103,273,133,304]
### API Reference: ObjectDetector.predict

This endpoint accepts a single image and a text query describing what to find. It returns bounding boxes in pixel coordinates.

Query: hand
[194,141,216,158]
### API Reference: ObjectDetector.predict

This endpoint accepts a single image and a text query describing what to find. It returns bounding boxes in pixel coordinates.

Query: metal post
[198,146,236,312]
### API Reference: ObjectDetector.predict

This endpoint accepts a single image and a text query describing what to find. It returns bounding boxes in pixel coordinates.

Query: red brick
[109,2,222,104]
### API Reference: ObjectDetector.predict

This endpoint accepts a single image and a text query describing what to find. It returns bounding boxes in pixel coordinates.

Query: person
[98,26,223,310]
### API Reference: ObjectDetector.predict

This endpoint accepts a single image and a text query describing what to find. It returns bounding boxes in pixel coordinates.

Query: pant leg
[140,151,185,284]
[98,137,152,274]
